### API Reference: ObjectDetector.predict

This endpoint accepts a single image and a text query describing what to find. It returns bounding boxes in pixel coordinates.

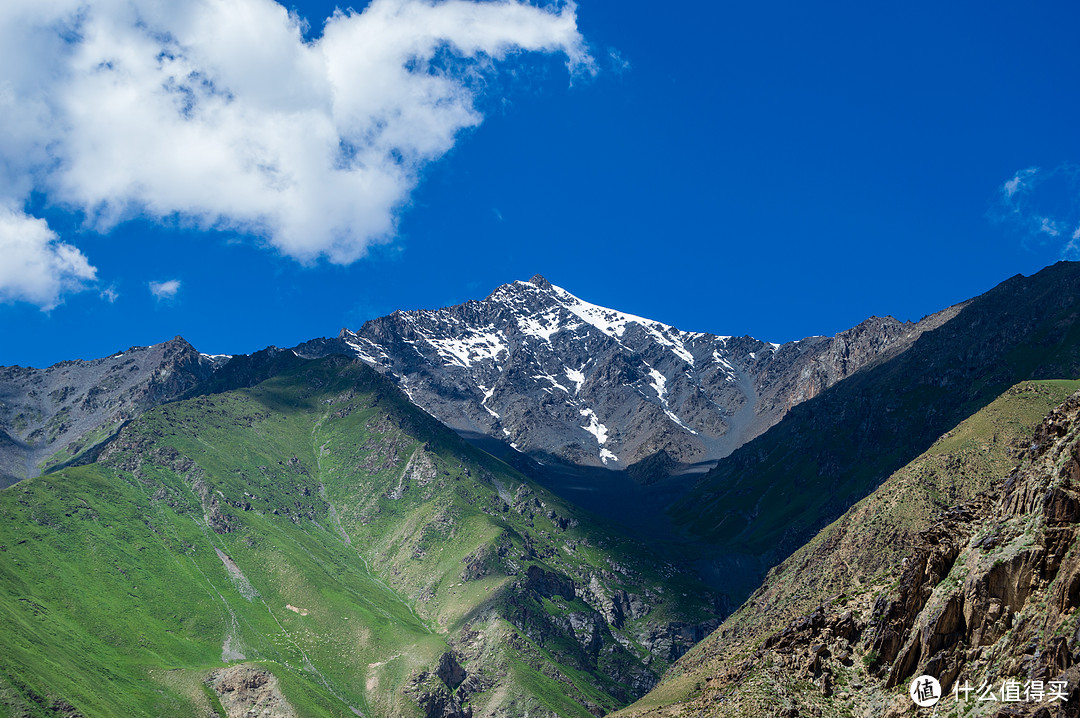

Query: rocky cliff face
[865,392,1080,716]
[297,275,938,478]
[0,337,224,487]
[752,310,958,419]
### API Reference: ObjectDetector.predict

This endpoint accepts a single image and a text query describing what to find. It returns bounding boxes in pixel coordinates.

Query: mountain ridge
[0,274,952,497]
[296,274,942,484]
[0,337,224,488]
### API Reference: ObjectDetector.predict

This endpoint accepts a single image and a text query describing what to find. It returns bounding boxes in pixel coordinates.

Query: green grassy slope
[612,379,1080,716]
[0,356,716,717]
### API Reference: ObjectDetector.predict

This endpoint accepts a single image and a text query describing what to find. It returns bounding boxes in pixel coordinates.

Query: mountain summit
[298,277,941,479]
[528,273,554,290]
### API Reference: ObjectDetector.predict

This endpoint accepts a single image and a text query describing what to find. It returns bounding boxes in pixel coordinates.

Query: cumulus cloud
[149,279,182,301]
[992,164,1080,258]
[0,0,589,307]
[0,206,97,310]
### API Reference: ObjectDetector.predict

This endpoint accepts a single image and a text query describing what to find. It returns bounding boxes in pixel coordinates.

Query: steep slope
[297,275,940,479]
[627,385,1080,717]
[0,337,226,488]
[612,379,1080,717]
[676,261,1080,600]
[0,356,718,718]
[867,390,1080,716]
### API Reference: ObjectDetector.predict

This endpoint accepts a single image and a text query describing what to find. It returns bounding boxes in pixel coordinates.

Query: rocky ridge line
[298,275,946,477]
[0,337,223,488]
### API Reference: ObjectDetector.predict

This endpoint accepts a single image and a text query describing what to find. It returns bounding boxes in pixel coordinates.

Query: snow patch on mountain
[534,372,570,394]
[664,409,699,435]
[477,384,500,419]
[565,367,585,394]
[646,367,698,435]
[342,333,386,364]
[517,310,569,343]
[427,329,507,369]
[579,407,610,445]
[647,368,667,400]
[549,285,696,365]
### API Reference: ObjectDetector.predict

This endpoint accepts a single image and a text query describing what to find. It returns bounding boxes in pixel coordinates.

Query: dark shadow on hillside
[677,261,1080,605]
[0,429,26,490]
[457,430,711,545]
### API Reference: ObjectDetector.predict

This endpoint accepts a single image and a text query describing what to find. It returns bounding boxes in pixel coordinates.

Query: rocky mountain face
[207,665,296,718]
[297,274,939,479]
[835,391,1080,718]
[0,337,225,488]
[864,391,1080,716]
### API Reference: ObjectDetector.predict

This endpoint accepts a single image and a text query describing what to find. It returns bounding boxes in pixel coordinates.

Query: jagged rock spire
[528,273,553,290]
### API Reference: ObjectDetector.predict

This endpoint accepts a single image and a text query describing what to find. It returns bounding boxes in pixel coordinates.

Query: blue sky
[2,0,1079,367]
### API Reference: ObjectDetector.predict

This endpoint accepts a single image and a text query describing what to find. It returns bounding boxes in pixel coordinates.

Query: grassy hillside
[613,379,1080,716]
[0,356,716,717]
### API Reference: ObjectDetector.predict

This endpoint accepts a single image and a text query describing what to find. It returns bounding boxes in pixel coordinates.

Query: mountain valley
[5,264,1080,716]
[0,357,718,717]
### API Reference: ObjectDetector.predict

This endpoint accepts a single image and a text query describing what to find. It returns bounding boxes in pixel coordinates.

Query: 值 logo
[910,675,941,707]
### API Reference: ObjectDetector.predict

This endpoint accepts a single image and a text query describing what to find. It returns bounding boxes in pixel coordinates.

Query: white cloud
[993,164,1080,258]
[0,0,590,306]
[608,48,631,73]
[1039,217,1060,237]
[1003,167,1037,199]
[0,206,96,310]
[149,279,182,300]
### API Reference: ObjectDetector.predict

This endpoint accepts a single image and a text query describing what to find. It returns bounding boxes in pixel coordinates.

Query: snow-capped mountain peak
[300,277,923,478]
